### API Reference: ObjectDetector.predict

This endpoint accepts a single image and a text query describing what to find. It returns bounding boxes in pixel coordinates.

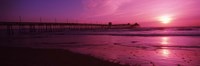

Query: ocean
[1,27,200,66]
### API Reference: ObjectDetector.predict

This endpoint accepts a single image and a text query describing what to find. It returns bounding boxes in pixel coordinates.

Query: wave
[0,27,200,36]
[108,34,200,36]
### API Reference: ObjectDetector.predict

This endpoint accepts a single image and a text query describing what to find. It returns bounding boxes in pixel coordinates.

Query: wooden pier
[0,22,137,35]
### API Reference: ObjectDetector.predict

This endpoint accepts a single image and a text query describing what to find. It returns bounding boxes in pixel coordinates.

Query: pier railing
[0,22,133,35]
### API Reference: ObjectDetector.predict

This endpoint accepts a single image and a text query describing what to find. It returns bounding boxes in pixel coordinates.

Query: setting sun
[159,15,172,24]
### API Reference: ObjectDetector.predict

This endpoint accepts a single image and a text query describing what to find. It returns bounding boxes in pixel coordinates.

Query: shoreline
[0,46,127,66]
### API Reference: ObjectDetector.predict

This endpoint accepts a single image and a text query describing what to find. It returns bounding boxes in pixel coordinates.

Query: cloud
[82,0,131,17]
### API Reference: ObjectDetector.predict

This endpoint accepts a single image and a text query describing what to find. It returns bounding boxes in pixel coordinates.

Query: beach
[0,28,200,66]
[0,46,126,66]
[1,0,200,66]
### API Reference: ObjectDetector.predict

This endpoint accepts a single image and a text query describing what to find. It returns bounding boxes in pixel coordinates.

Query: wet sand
[0,32,200,66]
[0,46,126,66]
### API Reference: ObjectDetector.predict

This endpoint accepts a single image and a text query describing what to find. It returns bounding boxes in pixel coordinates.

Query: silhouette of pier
[0,22,139,35]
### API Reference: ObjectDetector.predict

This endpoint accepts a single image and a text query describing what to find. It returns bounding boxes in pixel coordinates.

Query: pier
[0,22,137,35]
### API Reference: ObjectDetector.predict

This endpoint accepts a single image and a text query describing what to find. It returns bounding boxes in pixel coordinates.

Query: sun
[159,15,172,24]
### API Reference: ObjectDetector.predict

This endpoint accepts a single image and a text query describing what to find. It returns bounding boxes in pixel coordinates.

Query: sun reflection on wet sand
[161,37,169,45]
[160,49,170,57]
[159,37,171,57]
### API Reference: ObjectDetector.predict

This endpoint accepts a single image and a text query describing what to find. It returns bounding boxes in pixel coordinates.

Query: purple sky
[0,0,200,27]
